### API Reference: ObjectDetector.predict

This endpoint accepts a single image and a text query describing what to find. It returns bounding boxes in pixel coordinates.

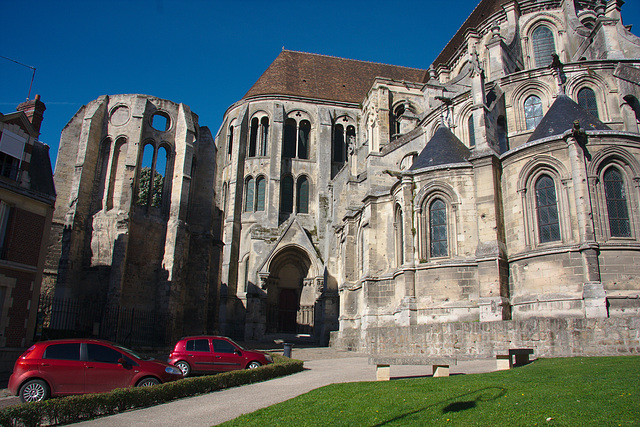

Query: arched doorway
[278,289,298,333]
[265,247,315,334]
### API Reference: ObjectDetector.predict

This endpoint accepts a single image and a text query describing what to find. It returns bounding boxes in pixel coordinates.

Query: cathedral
[46,0,640,356]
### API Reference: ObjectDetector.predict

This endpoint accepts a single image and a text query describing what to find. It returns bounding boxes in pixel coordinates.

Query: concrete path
[73,348,498,426]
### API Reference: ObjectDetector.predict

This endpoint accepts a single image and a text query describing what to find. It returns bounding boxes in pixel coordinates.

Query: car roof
[179,335,228,340]
[34,338,118,345]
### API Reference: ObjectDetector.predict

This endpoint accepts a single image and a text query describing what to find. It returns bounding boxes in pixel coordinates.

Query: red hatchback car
[168,336,273,376]
[9,339,183,403]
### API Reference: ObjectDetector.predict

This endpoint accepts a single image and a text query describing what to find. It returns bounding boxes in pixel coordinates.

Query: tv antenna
[1,55,36,101]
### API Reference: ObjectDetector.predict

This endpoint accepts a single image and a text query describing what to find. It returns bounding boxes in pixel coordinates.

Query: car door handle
[86,366,95,369]
[41,363,50,367]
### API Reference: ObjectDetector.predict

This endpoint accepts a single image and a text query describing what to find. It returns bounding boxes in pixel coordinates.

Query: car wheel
[136,377,160,387]
[19,379,50,403]
[247,361,262,369]
[175,361,191,377]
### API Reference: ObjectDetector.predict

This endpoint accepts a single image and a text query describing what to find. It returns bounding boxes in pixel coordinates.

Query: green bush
[0,357,303,427]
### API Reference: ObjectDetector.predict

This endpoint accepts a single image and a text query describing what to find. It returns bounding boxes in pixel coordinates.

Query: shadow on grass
[371,386,506,426]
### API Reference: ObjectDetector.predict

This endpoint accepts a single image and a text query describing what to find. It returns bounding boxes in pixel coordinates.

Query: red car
[168,336,273,376]
[8,339,183,403]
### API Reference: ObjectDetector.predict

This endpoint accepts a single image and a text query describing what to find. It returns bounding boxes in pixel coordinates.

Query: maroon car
[8,338,183,403]
[168,336,273,376]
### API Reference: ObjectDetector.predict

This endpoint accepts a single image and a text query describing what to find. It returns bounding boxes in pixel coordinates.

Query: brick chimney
[16,94,46,135]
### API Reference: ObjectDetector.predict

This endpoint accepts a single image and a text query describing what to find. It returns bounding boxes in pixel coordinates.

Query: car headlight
[166,366,183,375]
[265,354,273,363]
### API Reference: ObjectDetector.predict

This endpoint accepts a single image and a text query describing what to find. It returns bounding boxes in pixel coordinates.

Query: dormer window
[0,129,25,181]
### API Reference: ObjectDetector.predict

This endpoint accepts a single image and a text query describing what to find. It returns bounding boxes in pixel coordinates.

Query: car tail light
[19,345,36,359]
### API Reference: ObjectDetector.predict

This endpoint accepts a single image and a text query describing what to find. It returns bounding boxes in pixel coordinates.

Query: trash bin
[283,342,293,358]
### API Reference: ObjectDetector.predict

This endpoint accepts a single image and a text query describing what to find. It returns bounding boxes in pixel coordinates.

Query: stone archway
[265,247,315,334]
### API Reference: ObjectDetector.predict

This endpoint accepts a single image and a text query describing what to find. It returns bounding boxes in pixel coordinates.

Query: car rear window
[44,343,81,360]
[186,339,210,352]
[212,339,237,354]
[87,344,123,364]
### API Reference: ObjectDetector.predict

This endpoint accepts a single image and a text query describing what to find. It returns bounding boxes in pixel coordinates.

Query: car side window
[44,343,81,360]
[87,344,123,364]
[186,339,210,352]
[212,339,237,354]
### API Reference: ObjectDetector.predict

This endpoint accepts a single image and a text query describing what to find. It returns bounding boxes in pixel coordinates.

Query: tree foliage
[137,167,164,207]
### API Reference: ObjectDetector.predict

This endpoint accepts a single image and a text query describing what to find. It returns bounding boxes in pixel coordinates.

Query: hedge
[0,355,303,427]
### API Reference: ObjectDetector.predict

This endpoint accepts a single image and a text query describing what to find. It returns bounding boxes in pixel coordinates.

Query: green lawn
[219,356,640,427]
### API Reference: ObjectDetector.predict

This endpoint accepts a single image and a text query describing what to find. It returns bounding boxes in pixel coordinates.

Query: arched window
[280,175,294,214]
[255,176,266,212]
[577,88,599,119]
[532,26,556,68]
[467,115,475,147]
[604,167,631,237]
[260,117,270,156]
[283,118,297,158]
[394,204,404,266]
[535,174,560,243]
[333,124,345,163]
[524,95,544,130]
[430,199,448,257]
[393,104,405,136]
[248,116,269,158]
[227,125,234,160]
[95,138,111,211]
[296,176,309,214]
[244,177,254,212]
[283,117,309,159]
[249,118,258,157]
[298,120,310,160]
[137,142,167,209]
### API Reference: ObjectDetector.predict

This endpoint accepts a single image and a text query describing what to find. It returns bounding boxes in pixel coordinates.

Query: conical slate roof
[527,95,611,143]
[410,126,471,170]
[243,50,429,104]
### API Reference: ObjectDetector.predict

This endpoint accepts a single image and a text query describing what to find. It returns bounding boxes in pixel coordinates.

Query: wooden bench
[368,356,458,381]
[496,348,534,370]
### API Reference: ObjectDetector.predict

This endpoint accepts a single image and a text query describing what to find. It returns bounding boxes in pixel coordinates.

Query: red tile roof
[243,50,429,104]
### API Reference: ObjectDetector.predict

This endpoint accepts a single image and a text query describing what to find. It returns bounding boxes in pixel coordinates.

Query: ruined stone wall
[48,94,218,342]
[331,316,640,357]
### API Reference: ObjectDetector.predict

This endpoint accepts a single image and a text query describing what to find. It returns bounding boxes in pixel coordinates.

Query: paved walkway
[72,348,497,426]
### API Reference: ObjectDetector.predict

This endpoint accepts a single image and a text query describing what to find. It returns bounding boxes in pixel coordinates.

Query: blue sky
[2,0,639,171]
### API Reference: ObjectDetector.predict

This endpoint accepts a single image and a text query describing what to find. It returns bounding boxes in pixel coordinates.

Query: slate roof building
[47,0,640,357]
[0,96,55,371]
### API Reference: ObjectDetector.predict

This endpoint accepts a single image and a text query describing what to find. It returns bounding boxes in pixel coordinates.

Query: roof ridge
[281,49,428,72]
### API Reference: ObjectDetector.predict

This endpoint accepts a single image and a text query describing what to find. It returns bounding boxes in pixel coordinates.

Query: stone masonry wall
[330,316,640,358]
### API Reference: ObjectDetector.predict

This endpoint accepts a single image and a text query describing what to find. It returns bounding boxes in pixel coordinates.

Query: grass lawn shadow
[370,386,507,426]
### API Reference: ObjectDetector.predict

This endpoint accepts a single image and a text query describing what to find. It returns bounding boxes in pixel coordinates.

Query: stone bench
[496,348,534,370]
[368,356,458,381]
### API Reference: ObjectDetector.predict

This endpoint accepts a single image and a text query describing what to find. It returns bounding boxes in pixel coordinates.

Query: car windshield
[225,338,245,350]
[113,344,151,360]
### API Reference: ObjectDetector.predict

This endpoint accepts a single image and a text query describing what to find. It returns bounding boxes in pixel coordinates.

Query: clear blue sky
[2,0,639,171]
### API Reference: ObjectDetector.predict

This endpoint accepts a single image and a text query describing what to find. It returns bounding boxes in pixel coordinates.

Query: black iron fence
[35,295,172,348]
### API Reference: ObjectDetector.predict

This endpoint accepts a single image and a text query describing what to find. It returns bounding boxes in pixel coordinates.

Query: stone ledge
[369,356,458,366]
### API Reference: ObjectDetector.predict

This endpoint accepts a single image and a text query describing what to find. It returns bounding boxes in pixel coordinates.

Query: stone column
[395,176,417,326]
[468,53,509,321]
[566,129,607,318]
